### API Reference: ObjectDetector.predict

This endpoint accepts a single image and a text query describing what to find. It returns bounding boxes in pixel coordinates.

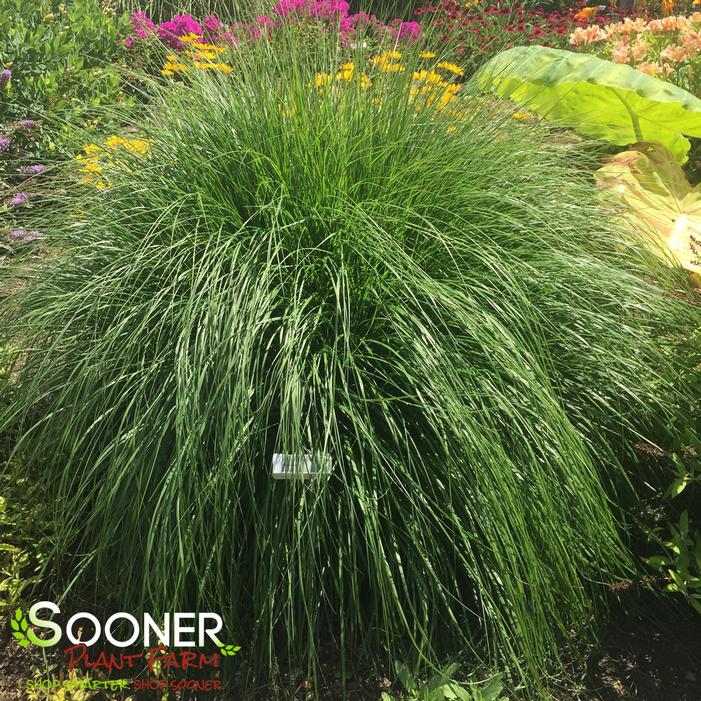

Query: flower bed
[415,0,637,67]
[571,12,701,94]
[126,0,422,51]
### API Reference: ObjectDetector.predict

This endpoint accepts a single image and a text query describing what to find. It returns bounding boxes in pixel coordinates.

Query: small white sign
[271,452,333,479]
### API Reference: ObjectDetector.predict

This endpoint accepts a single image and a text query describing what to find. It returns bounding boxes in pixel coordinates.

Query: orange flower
[574,6,598,21]
[631,39,649,61]
[682,30,701,52]
[569,25,606,46]
[611,41,631,64]
[660,43,691,62]
[637,60,662,76]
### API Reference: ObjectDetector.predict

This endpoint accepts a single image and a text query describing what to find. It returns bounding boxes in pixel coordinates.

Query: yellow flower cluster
[77,136,150,189]
[375,50,466,112]
[370,50,405,73]
[436,60,465,76]
[162,55,190,76]
[162,34,233,77]
[314,62,372,91]
[410,69,461,110]
[309,51,466,132]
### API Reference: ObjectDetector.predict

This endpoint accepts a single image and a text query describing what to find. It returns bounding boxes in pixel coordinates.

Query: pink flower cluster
[274,0,349,18]
[126,11,209,48]
[125,2,421,50]
[257,0,420,41]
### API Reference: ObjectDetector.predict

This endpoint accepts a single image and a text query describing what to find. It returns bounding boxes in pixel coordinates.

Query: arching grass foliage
[2,25,699,688]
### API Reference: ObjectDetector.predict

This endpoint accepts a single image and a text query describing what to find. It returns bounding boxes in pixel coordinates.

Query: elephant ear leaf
[596,141,701,287]
[474,45,701,163]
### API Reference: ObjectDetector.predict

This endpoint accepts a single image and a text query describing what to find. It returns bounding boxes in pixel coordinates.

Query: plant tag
[271,452,333,479]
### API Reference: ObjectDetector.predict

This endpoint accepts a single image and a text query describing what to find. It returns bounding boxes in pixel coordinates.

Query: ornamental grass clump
[1,21,699,685]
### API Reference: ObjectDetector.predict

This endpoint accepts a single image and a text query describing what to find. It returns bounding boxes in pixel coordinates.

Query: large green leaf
[596,141,701,287]
[474,46,701,163]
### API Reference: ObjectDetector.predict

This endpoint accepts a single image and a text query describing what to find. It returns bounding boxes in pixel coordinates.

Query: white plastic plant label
[271,452,333,479]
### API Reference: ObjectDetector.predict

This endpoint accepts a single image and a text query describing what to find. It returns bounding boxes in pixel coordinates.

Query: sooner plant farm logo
[11,602,239,653]
[9,602,240,694]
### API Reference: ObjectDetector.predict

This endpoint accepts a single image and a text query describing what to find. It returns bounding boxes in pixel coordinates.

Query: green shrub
[115,0,258,21]
[0,0,131,150]
[1,27,699,686]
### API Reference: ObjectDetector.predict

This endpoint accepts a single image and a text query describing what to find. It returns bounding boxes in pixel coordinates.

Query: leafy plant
[596,141,701,287]
[474,45,701,162]
[0,541,43,615]
[0,0,132,151]
[382,663,505,701]
[0,398,53,614]
[645,435,701,612]
[2,15,700,689]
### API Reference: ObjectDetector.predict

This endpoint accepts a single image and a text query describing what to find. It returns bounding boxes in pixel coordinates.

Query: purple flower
[203,14,223,32]
[344,11,375,29]
[20,164,45,176]
[8,192,31,207]
[130,11,155,38]
[150,13,209,48]
[5,229,43,244]
[308,0,350,18]
[155,21,181,47]
[390,20,421,41]
[173,13,203,34]
[216,30,238,44]
[16,119,37,130]
[273,0,306,16]
[0,69,11,91]
[271,0,352,22]
[0,136,11,152]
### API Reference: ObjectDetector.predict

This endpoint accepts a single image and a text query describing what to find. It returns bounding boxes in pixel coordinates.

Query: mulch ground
[578,593,701,700]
